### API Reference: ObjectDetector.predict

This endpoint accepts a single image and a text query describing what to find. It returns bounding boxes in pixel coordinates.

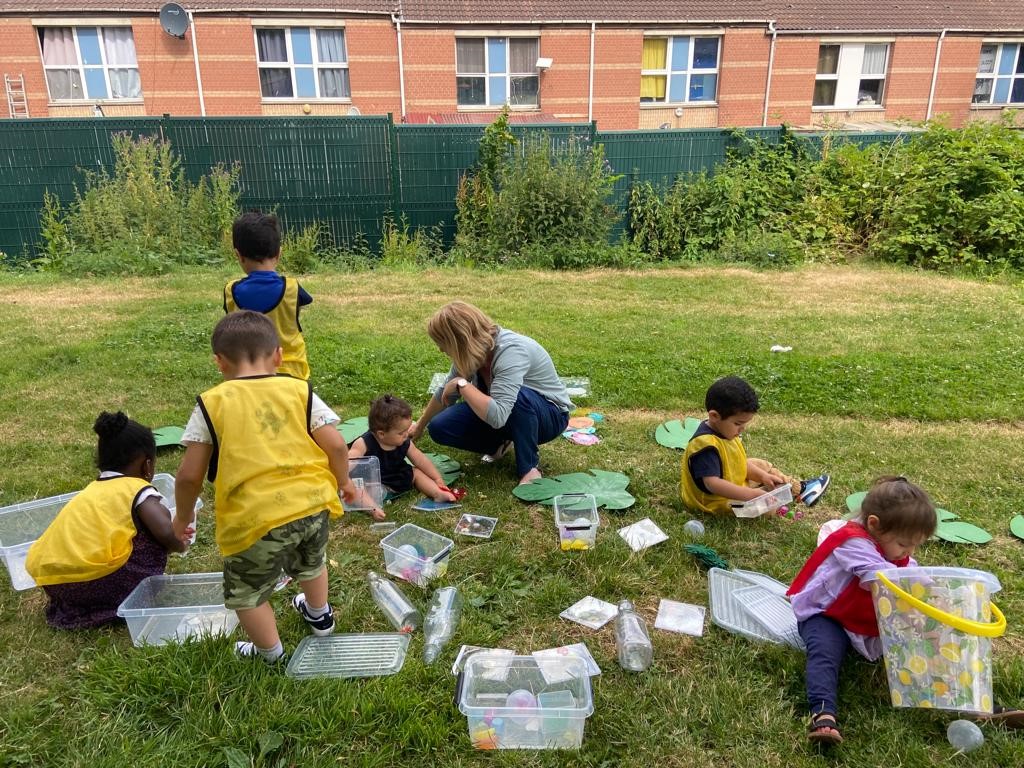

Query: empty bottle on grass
[367,571,421,632]
[423,586,462,664]
[615,599,653,672]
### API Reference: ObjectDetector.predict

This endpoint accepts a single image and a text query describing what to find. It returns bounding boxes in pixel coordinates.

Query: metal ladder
[5,74,29,118]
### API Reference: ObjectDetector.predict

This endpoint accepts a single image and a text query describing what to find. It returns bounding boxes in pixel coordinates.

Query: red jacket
[787,523,909,637]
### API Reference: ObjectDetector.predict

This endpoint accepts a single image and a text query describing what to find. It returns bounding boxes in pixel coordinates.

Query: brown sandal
[971,706,1024,730]
[808,713,843,745]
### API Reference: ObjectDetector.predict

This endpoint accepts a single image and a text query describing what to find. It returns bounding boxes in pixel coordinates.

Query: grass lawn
[0,264,1022,767]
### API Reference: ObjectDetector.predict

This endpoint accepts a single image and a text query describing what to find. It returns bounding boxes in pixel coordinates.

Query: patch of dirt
[6,282,164,309]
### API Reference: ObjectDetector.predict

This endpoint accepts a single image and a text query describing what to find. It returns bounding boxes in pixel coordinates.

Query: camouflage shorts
[223,511,329,610]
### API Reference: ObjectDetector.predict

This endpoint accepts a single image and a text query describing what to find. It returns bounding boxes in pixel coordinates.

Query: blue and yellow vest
[26,476,153,585]
[225,276,310,380]
[680,430,748,515]
[198,375,342,556]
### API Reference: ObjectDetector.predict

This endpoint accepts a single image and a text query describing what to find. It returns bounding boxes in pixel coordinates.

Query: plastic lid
[871,566,1001,593]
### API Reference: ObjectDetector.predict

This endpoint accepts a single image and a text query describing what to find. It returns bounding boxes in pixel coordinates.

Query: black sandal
[808,713,843,745]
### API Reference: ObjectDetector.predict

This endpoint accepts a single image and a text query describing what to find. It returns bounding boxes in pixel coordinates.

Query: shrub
[35,133,239,275]
[379,216,445,267]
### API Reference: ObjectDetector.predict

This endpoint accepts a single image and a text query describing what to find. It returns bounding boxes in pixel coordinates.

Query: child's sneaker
[799,474,831,507]
[481,440,512,464]
[234,641,285,665]
[292,592,335,636]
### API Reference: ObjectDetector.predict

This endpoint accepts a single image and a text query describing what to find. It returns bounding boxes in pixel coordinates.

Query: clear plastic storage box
[116,572,238,647]
[553,494,599,551]
[458,653,594,750]
[344,456,384,513]
[0,472,200,591]
[730,484,793,519]
[379,523,453,588]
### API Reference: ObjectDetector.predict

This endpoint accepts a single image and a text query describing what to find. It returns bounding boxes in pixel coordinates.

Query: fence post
[387,112,401,221]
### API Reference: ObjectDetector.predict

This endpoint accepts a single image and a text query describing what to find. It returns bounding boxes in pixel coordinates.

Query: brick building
[0,1,1021,128]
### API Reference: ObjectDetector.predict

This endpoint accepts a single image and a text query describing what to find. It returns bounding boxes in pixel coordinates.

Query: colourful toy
[776,505,802,521]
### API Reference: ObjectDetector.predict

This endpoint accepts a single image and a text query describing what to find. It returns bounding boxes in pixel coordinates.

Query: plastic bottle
[366,571,421,633]
[423,586,462,664]
[946,719,984,753]
[614,599,653,672]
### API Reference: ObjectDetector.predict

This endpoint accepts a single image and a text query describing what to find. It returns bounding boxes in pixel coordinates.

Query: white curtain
[456,39,485,74]
[109,69,142,98]
[102,28,137,65]
[862,44,888,76]
[319,68,350,98]
[317,30,346,63]
[42,27,77,65]
[257,29,288,63]
[509,38,537,74]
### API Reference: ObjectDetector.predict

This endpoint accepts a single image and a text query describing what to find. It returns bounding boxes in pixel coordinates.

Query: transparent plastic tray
[285,633,410,679]
[618,518,668,552]
[708,568,787,646]
[733,585,805,650]
[454,514,497,539]
[730,485,793,518]
[559,596,618,629]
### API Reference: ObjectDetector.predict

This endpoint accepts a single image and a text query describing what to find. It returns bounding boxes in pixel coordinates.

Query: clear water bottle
[366,571,421,633]
[614,599,653,672]
[422,586,462,664]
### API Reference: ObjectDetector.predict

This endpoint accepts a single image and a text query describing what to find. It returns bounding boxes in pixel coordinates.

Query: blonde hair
[427,301,498,377]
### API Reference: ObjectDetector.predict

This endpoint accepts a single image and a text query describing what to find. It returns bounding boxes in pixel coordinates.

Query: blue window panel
[78,28,104,66]
[291,28,313,65]
[689,73,717,102]
[488,75,507,105]
[670,37,690,72]
[1017,45,1024,74]
[83,67,108,99]
[295,67,316,97]
[487,38,507,74]
[1012,79,1024,103]
[997,45,1016,75]
[668,73,687,102]
[995,77,1011,103]
[693,38,719,69]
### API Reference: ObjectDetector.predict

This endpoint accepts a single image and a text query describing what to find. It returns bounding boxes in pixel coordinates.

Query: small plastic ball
[505,689,537,709]
[683,519,705,538]
[946,719,984,753]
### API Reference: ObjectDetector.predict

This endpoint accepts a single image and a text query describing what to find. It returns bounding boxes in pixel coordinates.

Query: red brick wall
[883,36,937,122]
[132,16,201,116]
[718,27,770,127]
[347,18,401,115]
[403,28,457,114]
[1,18,49,117]
[766,37,819,126]
[936,36,983,126]
[191,17,261,115]
[539,27,590,122]
[593,28,642,129]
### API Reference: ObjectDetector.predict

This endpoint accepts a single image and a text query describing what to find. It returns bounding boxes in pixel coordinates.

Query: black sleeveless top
[360,431,414,493]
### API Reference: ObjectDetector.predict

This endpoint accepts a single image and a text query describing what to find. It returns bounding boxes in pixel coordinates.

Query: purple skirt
[41,525,168,630]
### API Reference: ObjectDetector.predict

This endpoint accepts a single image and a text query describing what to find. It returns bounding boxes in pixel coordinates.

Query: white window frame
[640,35,721,105]
[813,42,890,110]
[455,36,540,110]
[37,25,141,103]
[254,26,351,102]
[973,42,1024,105]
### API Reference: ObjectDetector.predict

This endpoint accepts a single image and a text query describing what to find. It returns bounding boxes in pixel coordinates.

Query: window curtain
[103,28,141,98]
[456,39,485,74]
[41,27,78,65]
[509,38,537,74]
[319,68,349,98]
[257,29,288,63]
[317,29,346,63]
[861,44,887,76]
[642,38,667,70]
[640,75,666,100]
[817,45,840,75]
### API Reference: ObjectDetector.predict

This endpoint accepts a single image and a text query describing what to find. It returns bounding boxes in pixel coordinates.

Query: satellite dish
[347,106,361,116]
[159,3,189,39]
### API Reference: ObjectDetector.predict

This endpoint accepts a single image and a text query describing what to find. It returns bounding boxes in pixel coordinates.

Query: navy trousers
[427,386,568,478]
[798,613,852,716]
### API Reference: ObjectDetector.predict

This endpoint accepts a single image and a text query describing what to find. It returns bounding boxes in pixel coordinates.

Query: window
[973,43,1024,104]
[456,37,539,107]
[256,27,349,100]
[38,26,141,101]
[640,36,719,103]
[813,43,889,108]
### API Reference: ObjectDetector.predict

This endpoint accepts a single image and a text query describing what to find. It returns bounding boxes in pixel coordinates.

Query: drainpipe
[188,11,206,116]
[926,29,947,121]
[761,20,777,127]
[588,21,596,123]
[392,13,407,119]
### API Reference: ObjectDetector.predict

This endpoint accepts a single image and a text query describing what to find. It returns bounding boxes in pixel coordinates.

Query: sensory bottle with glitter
[615,600,653,672]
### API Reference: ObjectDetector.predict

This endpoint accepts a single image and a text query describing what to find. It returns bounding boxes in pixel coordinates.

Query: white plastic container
[0,472,200,591]
[379,523,453,588]
[116,572,238,647]
[459,654,594,750]
[553,494,599,551]
[730,484,793,518]
[344,456,385,513]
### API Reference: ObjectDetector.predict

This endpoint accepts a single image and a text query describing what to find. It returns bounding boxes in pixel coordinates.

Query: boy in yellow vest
[173,311,357,664]
[224,212,311,380]
[680,376,830,516]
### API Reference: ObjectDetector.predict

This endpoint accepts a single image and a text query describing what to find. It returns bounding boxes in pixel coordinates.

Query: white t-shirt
[182,393,340,444]
[98,470,163,507]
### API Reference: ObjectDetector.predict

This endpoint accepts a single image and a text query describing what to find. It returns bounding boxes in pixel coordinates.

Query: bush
[35,133,239,275]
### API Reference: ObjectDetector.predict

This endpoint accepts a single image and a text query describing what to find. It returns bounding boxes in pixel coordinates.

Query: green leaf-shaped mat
[513,469,635,511]
[845,491,867,515]
[655,418,701,449]
[1010,515,1024,541]
[422,452,461,486]
[153,426,185,448]
[337,416,369,445]
[934,520,992,545]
